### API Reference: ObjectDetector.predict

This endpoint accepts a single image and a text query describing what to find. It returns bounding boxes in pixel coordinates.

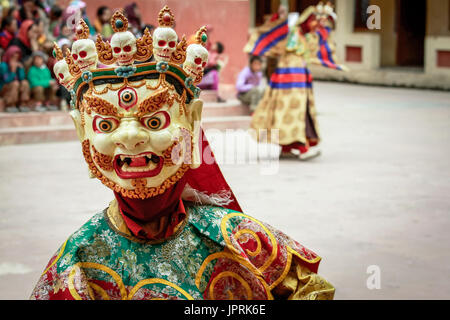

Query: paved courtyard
[0,81,449,300]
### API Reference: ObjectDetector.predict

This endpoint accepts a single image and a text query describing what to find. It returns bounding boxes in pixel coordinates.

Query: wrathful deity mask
[64,6,207,200]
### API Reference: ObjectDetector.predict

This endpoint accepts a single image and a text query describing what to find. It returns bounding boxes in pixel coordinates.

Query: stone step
[0,125,78,145]
[0,111,73,128]
[199,90,218,102]
[203,116,251,131]
[0,116,251,145]
[202,100,251,117]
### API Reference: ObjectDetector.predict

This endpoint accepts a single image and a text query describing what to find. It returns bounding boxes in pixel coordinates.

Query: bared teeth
[115,153,163,172]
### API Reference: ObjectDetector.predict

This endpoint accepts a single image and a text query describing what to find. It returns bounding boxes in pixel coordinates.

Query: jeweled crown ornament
[72,19,98,72]
[64,6,207,200]
[96,10,153,70]
[184,26,209,85]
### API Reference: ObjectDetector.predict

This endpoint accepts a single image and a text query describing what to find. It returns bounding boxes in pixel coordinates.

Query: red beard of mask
[114,175,188,241]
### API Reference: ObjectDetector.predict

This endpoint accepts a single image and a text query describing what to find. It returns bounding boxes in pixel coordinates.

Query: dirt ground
[0,81,449,299]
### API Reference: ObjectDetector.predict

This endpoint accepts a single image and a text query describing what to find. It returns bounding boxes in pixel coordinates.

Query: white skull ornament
[183,26,208,84]
[153,27,177,63]
[53,42,75,89]
[153,6,178,63]
[54,60,75,89]
[72,19,98,72]
[184,44,208,82]
[72,39,98,71]
[111,31,137,66]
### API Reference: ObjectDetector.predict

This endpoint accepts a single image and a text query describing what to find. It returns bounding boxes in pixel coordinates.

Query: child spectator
[198,41,228,103]
[236,55,264,112]
[0,15,18,49]
[94,6,113,39]
[0,45,30,112]
[27,51,59,111]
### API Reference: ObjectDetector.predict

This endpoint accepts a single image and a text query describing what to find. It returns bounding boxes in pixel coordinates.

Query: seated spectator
[236,55,264,112]
[57,38,71,56]
[58,23,73,41]
[42,40,56,77]
[0,45,30,112]
[94,6,113,39]
[124,3,143,36]
[0,47,4,111]
[27,51,58,111]
[48,5,63,40]
[198,41,228,103]
[8,19,39,65]
[0,15,17,50]
[15,0,41,24]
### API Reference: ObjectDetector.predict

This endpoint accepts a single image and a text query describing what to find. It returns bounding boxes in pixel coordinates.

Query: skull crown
[60,6,208,92]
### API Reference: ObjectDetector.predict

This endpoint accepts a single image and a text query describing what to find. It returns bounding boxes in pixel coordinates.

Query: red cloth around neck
[114,176,187,240]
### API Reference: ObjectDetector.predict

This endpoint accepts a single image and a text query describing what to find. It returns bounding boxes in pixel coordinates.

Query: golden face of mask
[70,78,203,199]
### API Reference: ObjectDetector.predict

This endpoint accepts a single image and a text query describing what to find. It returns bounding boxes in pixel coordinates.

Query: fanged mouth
[114,152,164,179]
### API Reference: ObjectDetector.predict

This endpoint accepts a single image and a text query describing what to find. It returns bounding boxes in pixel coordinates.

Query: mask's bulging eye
[141,111,170,131]
[93,116,119,133]
[123,45,132,52]
[79,50,87,58]
[194,57,202,65]
[113,47,121,54]
[158,40,166,47]
[118,87,137,110]
[168,41,176,48]
[146,118,161,130]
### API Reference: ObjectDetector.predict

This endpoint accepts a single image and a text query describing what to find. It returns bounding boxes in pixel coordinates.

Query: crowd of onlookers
[0,0,152,113]
[0,0,232,113]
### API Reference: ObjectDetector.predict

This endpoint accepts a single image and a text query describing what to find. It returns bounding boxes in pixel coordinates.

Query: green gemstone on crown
[201,33,207,43]
[116,20,124,29]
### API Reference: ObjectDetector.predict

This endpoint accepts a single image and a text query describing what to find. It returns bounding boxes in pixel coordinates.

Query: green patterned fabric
[49,204,235,299]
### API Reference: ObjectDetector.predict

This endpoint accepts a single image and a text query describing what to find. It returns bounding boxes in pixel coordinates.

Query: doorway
[396,0,426,66]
